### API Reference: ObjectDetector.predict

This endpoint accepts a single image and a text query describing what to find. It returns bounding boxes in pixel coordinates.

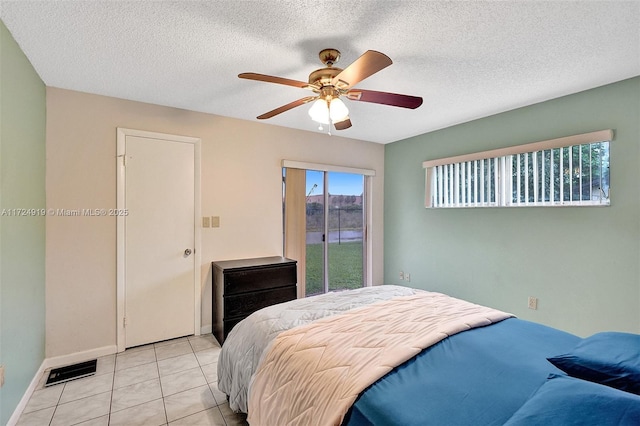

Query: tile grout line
[169,337,219,425]
[195,339,226,426]
[192,338,229,426]
[47,377,66,426]
[154,343,170,426]
[45,373,65,426]
[107,355,116,426]
[111,347,164,422]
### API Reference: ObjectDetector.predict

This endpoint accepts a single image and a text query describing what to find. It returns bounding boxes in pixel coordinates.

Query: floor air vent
[45,359,97,387]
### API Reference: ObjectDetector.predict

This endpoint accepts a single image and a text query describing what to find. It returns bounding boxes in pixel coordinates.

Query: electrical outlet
[405,273,411,282]
[399,271,404,281]
[0,365,5,388]
[528,296,538,310]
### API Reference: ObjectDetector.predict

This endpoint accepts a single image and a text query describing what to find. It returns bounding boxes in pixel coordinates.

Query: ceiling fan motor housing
[308,67,343,89]
[318,48,341,66]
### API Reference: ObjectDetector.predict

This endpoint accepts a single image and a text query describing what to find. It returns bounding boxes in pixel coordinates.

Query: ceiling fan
[239,49,423,131]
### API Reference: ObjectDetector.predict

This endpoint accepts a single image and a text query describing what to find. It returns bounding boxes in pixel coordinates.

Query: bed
[217,285,640,426]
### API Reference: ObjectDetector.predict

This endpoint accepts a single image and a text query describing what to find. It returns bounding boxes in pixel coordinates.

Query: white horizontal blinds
[470,161,476,205]
[579,145,583,202]
[479,160,485,204]
[515,154,521,203]
[432,158,488,207]
[507,142,609,207]
[432,159,494,207]
[568,146,575,202]
[453,163,458,206]
[549,149,554,203]
[499,157,505,205]
[424,130,612,208]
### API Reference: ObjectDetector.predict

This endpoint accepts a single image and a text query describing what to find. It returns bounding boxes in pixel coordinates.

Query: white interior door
[117,129,201,349]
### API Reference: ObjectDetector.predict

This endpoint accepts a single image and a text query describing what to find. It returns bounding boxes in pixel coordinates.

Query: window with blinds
[423,130,612,208]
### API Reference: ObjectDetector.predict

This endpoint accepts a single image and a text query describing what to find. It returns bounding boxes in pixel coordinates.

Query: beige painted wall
[46,87,385,357]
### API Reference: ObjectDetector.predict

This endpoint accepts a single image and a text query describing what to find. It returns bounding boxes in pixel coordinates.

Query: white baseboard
[42,345,117,371]
[7,345,117,426]
[6,359,47,426]
[200,324,212,334]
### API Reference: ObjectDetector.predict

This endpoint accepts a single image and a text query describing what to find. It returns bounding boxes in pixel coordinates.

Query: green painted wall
[0,20,46,424]
[384,77,640,337]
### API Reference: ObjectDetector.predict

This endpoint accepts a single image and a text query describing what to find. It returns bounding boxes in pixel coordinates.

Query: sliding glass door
[304,170,325,296]
[283,164,369,297]
[304,170,365,296]
[326,172,364,292]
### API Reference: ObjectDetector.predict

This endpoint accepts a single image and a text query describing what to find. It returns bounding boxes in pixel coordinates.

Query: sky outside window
[306,172,363,196]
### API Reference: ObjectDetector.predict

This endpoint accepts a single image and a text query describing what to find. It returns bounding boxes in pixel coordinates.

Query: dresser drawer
[212,257,297,345]
[224,285,296,319]
[224,264,296,295]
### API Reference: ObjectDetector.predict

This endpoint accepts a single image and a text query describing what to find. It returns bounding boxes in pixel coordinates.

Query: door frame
[116,128,202,352]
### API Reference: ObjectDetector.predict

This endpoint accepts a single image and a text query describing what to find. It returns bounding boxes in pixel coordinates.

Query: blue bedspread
[344,318,580,426]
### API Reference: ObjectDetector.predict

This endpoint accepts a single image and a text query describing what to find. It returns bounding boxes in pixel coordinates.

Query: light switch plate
[211,216,220,228]
[202,216,210,228]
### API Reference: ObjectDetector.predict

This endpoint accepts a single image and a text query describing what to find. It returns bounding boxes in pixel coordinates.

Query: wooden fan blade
[334,117,352,130]
[239,73,317,90]
[346,89,423,109]
[256,96,317,119]
[331,50,392,89]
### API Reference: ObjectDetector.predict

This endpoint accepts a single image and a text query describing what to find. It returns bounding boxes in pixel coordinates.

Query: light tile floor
[16,334,249,426]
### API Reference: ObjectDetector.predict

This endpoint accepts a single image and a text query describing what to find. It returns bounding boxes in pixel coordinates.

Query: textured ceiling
[1,1,639,144]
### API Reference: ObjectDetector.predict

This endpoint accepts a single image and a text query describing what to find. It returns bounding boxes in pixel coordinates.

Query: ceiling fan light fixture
[308,97,349,125]
[329,98,349,122]
[308,99,330,124]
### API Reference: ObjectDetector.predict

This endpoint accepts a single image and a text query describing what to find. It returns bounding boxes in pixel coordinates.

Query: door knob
[184,248,192,256]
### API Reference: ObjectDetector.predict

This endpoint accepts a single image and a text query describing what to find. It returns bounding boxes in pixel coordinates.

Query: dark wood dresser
[211,256,297,345]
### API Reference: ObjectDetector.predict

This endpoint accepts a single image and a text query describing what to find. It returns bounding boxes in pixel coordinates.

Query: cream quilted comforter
[218,285,416,413]
[247,291,512,426]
